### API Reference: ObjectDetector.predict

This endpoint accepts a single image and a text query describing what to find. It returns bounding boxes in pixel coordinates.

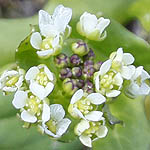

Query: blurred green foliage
[0,0,150,150]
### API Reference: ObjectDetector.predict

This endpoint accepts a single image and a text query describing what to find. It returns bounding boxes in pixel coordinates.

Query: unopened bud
[72,41,89,56]
[84,60,94,67]
[94,61,103,71]
[83,65,95,79]
[72,67,82,78]
[83,80,94,94]
[59,68,72,79]
[55,53,69,68]
[76,79,85,88]
[63,78,78,95]
[70,54,82,66]
[83,49,95,60]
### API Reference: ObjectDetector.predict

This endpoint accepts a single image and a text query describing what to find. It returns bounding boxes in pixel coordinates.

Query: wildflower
[125,66,150,98]
[68,89,106,120]
[0,68,25,94]
[25,64,54,100]
[94,59,123,97]
[12,90,49,123]
[109,48,135,80]
[30,5,72,58]
[77,12,110,41]
[41,104,71,138]
[74,119,108,147]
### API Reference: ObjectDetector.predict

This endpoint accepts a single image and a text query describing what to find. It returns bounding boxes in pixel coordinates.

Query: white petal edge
[30,32,42,50]
[44,82,54,97]
[87,93,106,105]
[95,125,108,138]
[79,135,92,148]
[106,90,121,97]
[21,110,37,123]
[70,89,84,104]
[85,111,103,121]
[123,53,135,65]
[44,66,53,81]
[42,103,50,122]
[12,90,27,109]
[37,49,54,57]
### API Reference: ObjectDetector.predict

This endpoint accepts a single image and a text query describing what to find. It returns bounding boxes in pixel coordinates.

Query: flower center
[112,61,121,72]
[40,37,54,50]
[46,119,57,134]
[5,76,19,87]
[75,98,93,115]
[36,70,49,87]
[84,122,101,137]
[26,95,42,116]
[136,76,142,86]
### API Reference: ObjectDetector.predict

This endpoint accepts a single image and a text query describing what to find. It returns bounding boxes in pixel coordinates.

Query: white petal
[29,82,45,100]
[132,66,143,80]
[113,73,123,86]
[50,104,65,122]
[70,89,83,104]
[123,53,135,65]
[113,48,123,62]
[42,103,50,122]
[52,35,59,48]
[94,71,101,92]
[81,12,97,34]
[121,66,135,80]
[53,5,72,33]
[3,86,17,92]
[87,93,106,105]
[106,90,120,97]
[85,111,103,121]
[25,66,39,81]
[30,32,42,50]
[12,90,27,109]
[73,107,85,119]
[44,82,54,97]
[97,17,110,34]
[75,120,90,136]
[44,66,53,81]
[139,83,150,95]
[79,135,92,148]
[99,59,112,75]
[21,110,37,123]
[56,118,71,136]
[3,70,18,77]
[37,49,54,57]
[141,69,150,81]
[95,125,108,138]
[15,75,23,88]
[39,10,52,32]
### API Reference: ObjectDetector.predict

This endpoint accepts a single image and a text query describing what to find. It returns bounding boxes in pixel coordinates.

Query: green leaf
[93,94,150,150]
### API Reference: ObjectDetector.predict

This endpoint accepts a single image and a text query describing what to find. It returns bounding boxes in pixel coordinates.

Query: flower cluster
[0,4,150,148]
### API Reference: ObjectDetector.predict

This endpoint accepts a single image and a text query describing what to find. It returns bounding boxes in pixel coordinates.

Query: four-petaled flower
[94,59,123,97]
[125,66,150,98]
[74,119,108,147]
[12,90,49,123]
[68,89,106,121]
[40,104,71,138]
[30,5,72,58]
[77,12,110,41]
[109,48,135,80]
[25,64,54,100]
[0,68,25,94]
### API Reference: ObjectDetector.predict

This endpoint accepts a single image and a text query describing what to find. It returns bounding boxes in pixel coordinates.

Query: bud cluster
[55,44,102,95]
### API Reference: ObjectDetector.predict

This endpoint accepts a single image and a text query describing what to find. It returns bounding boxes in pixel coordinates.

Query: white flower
[77,12,110,41]
[94,59,123,97]
[0,68,25,94]
[30,5,72,58]
[74,119,108,147]
[12,90,49,123]
[109,48,135,80]
[125,66,150,98]
[25,64,54,100]
[41,104,71,138]
[68,89,106,121]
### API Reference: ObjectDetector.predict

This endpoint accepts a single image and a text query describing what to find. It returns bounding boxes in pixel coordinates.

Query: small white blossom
[30,5,72,58]
[41,104,71,138]
[109,48,135,80]
[25,64,54,100]
[74,119,108,147]
[0,68,25,94]
[125,66,150,98]
[12,90,49,123]
[68,89,106,121]
[94,59,123,97]
[77,12,110,41]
